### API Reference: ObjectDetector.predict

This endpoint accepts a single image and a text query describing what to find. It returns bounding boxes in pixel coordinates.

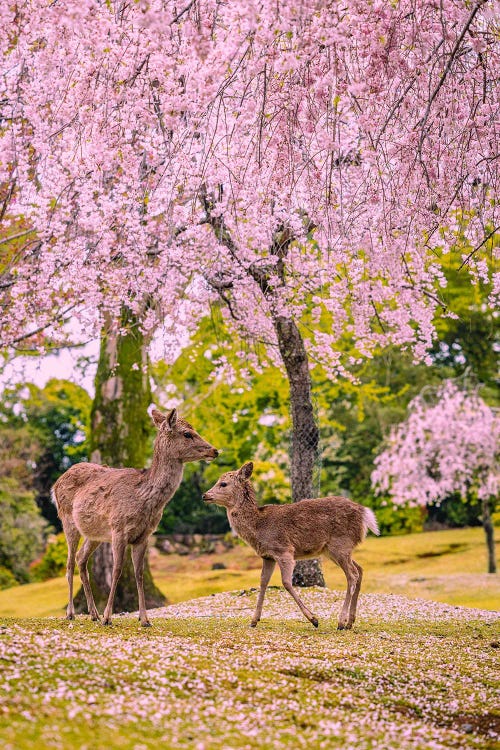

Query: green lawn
[0,526,497,618]
[0,589,498,749]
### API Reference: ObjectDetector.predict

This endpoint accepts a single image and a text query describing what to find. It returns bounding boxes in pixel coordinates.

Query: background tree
[372,381,499,573]
[74,309,166,614]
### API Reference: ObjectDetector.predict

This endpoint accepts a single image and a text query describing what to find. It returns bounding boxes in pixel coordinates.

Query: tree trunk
[482,497,497,574]
[74,307,166,613]
[274,315,325,588]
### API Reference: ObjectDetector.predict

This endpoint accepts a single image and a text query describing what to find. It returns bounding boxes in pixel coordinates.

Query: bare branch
[0,229,36,246]
[171,0,196,25]
[458,225,500,271]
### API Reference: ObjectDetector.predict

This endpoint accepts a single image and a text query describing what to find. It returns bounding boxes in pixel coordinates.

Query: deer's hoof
[141,621,152,628]
[91,614,100,622]
[250,621,258,628]
[66,613,75,621]
[337,622,350,631]
[311,617,319,629]
[102,618,112,626]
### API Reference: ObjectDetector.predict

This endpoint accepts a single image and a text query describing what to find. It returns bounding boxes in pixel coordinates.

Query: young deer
[52,408,218,627]
[203,462,379,630]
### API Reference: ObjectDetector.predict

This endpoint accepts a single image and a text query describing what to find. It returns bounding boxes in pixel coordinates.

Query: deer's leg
[251,557,276,628]
[132,539,151,627]
[347,560,363,628]
[63,523,81,620]
[102,536,127,626]
[76,539,101,621]
[277,556,319,628]
[327,549,360,630]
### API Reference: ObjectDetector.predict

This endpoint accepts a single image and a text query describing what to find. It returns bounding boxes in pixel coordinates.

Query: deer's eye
[183,431,193,439]
[220,482,227,488]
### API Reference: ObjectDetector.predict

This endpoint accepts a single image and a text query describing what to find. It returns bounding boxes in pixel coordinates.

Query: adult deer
[203,462,379,630]
[52,408,218,626]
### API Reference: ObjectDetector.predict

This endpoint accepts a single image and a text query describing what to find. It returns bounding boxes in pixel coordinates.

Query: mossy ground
[0,589,498,750]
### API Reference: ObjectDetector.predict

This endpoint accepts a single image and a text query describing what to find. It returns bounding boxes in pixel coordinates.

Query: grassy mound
[0,589,498,749]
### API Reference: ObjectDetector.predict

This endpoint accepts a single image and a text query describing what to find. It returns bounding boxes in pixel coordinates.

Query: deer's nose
[212,448,219,458]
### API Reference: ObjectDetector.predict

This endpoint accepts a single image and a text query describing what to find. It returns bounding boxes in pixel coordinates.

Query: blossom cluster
[371,381,500,506]
[1,1,499,372]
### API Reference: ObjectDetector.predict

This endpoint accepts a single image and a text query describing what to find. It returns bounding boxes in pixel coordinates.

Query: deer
[52,407,218,627]
[203,462,379,630]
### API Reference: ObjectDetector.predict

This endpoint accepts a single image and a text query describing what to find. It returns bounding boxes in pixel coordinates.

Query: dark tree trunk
[202,203,325,587]
[482,497,497,574]
[74,307,166,614]
[274,315,325,588]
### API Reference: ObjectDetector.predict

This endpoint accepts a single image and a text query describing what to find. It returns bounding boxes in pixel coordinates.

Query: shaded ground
[0,589,498,749]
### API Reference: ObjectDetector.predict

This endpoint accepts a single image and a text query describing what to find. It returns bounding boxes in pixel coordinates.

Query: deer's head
[151,408,218,463]
[203,461,254,509]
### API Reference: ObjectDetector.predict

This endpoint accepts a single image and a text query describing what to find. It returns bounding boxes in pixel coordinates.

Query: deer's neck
[142,455,184,509]
[227,487,260,550]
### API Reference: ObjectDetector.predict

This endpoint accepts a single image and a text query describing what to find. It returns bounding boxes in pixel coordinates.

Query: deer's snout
[202,493,212,503]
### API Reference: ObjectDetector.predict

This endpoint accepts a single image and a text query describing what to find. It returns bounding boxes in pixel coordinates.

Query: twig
[458,225,499,270]
[0,229,36,246]
[171,0,196,25]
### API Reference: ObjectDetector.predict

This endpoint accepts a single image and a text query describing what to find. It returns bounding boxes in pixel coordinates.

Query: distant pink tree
[1,1,499,583]
[372,381,499,572]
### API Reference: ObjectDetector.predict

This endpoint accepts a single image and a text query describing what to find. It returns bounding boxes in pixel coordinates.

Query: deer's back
[54,463,147,540]
[255,496,366,557]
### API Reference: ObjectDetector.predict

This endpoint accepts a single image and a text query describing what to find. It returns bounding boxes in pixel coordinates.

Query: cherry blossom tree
[372,381,499,573]
[1,1,499,584]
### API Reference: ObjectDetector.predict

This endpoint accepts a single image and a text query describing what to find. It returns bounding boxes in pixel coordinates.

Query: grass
[0,526,498,618]
[0,589,499,749]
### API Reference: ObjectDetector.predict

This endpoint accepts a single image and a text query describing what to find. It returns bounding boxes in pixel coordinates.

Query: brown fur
[53,408,218,626]
[203,462,379,630]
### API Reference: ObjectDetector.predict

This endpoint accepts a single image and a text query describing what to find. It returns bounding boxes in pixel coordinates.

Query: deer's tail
[50,485,59,512]
[362,507,380,538]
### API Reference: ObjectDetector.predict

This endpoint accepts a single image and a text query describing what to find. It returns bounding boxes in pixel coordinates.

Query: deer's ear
[166,408,177,430]
[238,461,253,480]
[151,408,166,428]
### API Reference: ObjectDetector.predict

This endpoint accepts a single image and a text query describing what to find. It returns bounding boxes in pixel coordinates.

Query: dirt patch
[392,704,499,738]
[449,712,500,738]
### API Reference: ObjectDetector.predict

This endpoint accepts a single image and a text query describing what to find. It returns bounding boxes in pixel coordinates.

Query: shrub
[30,533,68,581]
[0,480,46,583]
[0,565,18,590]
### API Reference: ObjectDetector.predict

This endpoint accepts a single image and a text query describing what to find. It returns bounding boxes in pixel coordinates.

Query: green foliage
[426,495,482,529]
[30,533,68,582]
[431,242,499,394]
[0,379,91,529]
[0,566,17,590]
[0,478,46,584]
[0,423,46,585]
[312,348,454,534]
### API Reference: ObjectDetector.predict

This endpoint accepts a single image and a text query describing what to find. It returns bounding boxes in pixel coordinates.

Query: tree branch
[458,225,499,270]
